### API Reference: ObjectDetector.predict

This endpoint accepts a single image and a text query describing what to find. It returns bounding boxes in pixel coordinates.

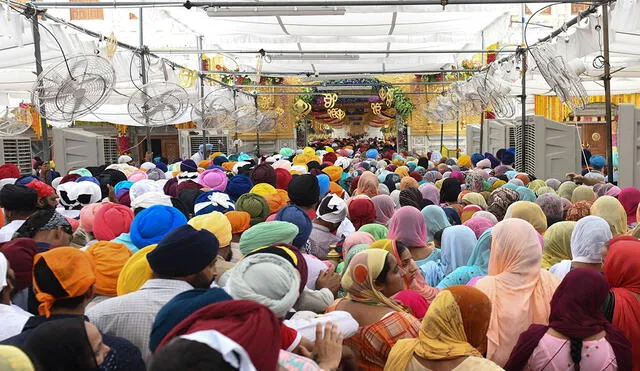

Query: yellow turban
[85,241,133,297]
[189,211,233,246]
[293,154,311,165]
[116,244,156,296]
[264,189,290,214]
[303,147,315,156]
[458,155,472,168]
[323,166,343,182]
[250,183,277,197]
[325,146,334,153]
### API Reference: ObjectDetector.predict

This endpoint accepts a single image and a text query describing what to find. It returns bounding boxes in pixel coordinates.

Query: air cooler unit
[465,125,480,154]
[483,119,515,155]
[514,115,580,180]
[617,104,640,188]
[178,129,230,158]
[52,128,118,174]
[0,137,32,174]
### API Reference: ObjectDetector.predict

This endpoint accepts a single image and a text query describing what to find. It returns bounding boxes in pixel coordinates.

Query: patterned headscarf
[565,201,593,222]
[487,188,519,221]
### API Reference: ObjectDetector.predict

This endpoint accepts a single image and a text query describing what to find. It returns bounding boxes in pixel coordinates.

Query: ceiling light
[205,6,346,17]
[268,54,359,61]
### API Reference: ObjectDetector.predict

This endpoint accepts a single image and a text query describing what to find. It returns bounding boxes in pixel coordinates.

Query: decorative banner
[178,68,197,88]
[378,88,386,102]
[371,102,382,115]
[323,93,338,109]
[292,99,312,117]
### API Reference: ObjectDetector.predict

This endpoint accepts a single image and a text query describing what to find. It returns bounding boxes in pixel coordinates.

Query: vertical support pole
[455,70,460,158]
[197,35,208,160]
[602,3,614,183]
[254,97,260,157]
[31,11,49,162]
[233,90,239,153]
[439,120,444,154]
[395,114,400,153]
[479,106,485,153]
[520,50,527,172]
[139,8,150,162]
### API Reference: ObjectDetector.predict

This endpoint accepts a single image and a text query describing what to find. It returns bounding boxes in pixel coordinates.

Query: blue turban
[316,174,330,200]
[275,205,312,248]
[154,161,168,173]
[366,149,379,159]
[484,153,500,169]
[180,159,198,172]
[406,162,416,172]
[502,151,515,165]
[589,155,605,170]
[149,287,231,352]
[15,175,39,186]
[228,154,239,161]
[225,175,253,201]
[213,156,228,166]
[194,190,235,215]
[130,205,187,249]
[114,180,134,194]
[471,153,485,166]
[238,153,252,162]
[75,176,100,185]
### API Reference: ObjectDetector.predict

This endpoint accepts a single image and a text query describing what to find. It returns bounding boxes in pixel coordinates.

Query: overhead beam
[149,48,516,55]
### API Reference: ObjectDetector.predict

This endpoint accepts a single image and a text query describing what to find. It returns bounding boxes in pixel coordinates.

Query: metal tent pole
[519,50,527,173]
[254,97,260,157]
[602,3,614,183]
[139,8,151,162]
[233,90,239,153]
[197,35,208,160]
[30,8,49,162]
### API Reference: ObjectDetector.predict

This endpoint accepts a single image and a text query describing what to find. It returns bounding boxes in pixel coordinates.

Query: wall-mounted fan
[0,106,32,136]
[256,110,280,132]
[191,90,234,130]
[31,55,116,122]
[128,81,189,126]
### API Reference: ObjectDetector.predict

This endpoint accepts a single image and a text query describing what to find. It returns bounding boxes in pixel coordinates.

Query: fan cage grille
[0,138,33,174]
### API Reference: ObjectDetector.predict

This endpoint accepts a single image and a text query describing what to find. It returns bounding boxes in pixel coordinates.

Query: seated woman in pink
[504,268,632,371]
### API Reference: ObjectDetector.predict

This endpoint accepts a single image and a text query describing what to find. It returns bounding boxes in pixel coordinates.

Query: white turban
[129,179,162,201]
[118,155,132,164]
[226,254,300,318]
[316,194,347,224]
[130,191,172,210]
[140,162,156,171]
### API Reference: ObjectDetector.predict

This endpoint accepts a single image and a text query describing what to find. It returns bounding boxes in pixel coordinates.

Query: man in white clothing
[0,252,31,341]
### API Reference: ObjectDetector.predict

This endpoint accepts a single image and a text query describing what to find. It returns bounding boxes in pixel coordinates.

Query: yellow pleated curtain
[534,94,640,122]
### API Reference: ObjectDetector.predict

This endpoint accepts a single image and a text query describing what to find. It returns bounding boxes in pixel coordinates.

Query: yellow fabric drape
[534,93,640,122]
[384,290,481,370]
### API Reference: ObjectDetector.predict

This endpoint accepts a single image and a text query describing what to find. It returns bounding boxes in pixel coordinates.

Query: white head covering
[272,160,292,171]
[316,194,347,224]
[226,254,300,318]
[232,162,250,176]
[118,155,133,164]
[57,181,101,209]
[129,179,162,201]
[50,177,62,190]
[430,151,442,163]
[179,330,256,371]
[0,252,7,289]
[0,178,16,192]
[140,162,156,171]
[390,189,401,209]
[334,157,351,171]
[290,165,308,174]
[130,191,172,210]
[570,215,612,263]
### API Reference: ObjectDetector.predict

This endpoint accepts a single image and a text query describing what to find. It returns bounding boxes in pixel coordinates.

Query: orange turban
[33,247,96,317]
[85,242,133,297]
[264,189,289,214]
[322,166,343,182]
[222,162,236,172]
[198,160,211,169]
[329,182,345,198]
[225,211,252,235]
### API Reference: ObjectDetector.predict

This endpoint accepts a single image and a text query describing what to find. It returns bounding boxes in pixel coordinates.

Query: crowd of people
[0,137,638,371]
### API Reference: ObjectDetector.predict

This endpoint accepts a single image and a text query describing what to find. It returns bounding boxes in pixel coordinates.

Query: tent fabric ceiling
[0,1,640,125]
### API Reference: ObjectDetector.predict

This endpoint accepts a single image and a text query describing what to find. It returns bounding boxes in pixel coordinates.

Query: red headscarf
[504,268,632,370]
[274,168,292,190]
[0,238,38,290]
[617,187,640,225]
[604,237,640,368]
[157,300,281,371]
[348,198,376,230]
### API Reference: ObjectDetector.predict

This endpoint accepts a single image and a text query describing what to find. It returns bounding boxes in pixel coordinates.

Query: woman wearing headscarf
[371,195,395,225]
[504,201,548,234]
[359,224,388,241]
[460,192,488,209]
[389,207,441,271]
[419,184,440,206]
[342,231,376,261]
[354,172,379,199]
[487,188,519,221]
[505,268,632,370]
[348,198,376,230]
[383,173,400,193]
[439,178,461,206]
[571,185,596,203]
[327,249,420,370]
[602,237,640,368]
[515,186,536,202]
[385,286,501,371]
[557,181,578,201]
[399,188,424,210]
[535,193,563,218]
[437,228,492,289]
[421,226,477,287]
[420,205,451,243]
[460,205,482,223]
[539,221,576,270]
[399,177,419,191]
[565,200,592,222]
[465,172,485,193]
[590,196,628,237]
[368,239,439,303]
[471,211,498,225]
[462,217,493,239]
[22,318,111,371]
[617,187,640,228]
[549,216,611,280]
[475,219,560,366]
